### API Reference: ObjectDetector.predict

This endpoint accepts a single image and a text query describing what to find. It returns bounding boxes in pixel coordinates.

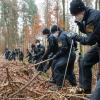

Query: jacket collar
[83,7,92,21]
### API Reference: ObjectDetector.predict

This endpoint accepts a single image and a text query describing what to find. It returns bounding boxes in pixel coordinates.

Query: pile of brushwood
[0,58,97,100]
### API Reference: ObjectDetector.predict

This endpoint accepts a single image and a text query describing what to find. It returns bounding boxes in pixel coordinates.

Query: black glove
[48,53,53,59]
[52,55,57,60]
[52,52,61,60]
[70,33,80,42]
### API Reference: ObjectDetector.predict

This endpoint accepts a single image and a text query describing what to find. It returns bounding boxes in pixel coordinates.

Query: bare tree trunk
[62,0,65,30]
[99,0,100,9]
[46,0,49,28]
[95,0,98,9]
[56,0,59,26]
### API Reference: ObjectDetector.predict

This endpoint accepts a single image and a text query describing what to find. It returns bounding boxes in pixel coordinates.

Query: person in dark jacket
[4,48,10,60]
[34,40,45,71]
[70,0,100,94]
[34,40,45,60]
[39,28,59,72]
[50,25,77,88]
[15,48,20,59]
[30,44,35,63]
[7,50,12,61]
[18,49,24,62]
[11,49,16,61]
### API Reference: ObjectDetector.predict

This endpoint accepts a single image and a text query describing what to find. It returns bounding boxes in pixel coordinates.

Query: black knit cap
[35,39,40,43]
[51,25,61,34]
[70,0,86,15]
[31,44,35,49]
[42,28,50,35]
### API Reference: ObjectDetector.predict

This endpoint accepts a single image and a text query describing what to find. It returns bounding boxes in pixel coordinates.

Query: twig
[46,91,91,100]
[8,98,25,100]
[65,94,90,100]
[33,58,53,66]
[6,68,14,91]
[47,90,64,99]
[8,72,41,98]
[38,94,50,100]
[11,81,25,86]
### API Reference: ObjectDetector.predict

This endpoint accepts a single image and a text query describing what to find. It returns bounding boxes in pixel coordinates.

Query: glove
[52,52,61,60]
[70,33,80,42]
[52,55,57,60]
[48,53,53,59]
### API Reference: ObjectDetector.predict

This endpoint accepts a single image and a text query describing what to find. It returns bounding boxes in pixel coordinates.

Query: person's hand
[52,55,57,59]
[70,33,77,39]
[70,33,80,42]
[48,53,53,59]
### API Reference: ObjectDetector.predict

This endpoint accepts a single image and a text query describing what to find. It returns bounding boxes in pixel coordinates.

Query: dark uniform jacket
[54,31,74,59]
[75,8,100,45]
[34,44,45,60]
[42,34,59,60]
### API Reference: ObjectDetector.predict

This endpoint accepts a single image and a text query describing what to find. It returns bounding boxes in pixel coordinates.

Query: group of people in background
[26,40,45,64]
[4,48,24,62]
[4,39,45,63]
[4,25,78,88]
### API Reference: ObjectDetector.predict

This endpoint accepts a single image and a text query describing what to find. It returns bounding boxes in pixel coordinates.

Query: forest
[0,0,100,100]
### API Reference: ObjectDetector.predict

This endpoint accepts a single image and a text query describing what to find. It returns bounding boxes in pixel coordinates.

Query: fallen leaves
[0,59,94,100]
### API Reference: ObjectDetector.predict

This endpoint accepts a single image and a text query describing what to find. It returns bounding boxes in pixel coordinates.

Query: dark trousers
[43,60,52,72]
[79,44,100,91]
[37,59,53,72]
[51,52,76,86]
[91,78,100,100]
[35,56,44,71]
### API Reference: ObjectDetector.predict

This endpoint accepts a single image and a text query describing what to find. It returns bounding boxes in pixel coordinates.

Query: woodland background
[0,0,100,53]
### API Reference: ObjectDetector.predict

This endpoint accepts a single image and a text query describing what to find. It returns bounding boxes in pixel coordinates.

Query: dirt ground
[0,56,98,100]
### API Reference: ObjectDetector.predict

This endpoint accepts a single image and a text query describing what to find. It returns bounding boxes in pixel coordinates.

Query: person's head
[26,49,29,52]
[79,52,81,55]
[70,0,86,22]
[31,44,35,49]
[42,28,50,36]
[35,39,40,46]
[51,25,61,37]
[5,48,8,50]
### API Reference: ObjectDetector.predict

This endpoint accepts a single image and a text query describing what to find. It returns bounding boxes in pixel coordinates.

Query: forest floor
[0,56,98,100]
